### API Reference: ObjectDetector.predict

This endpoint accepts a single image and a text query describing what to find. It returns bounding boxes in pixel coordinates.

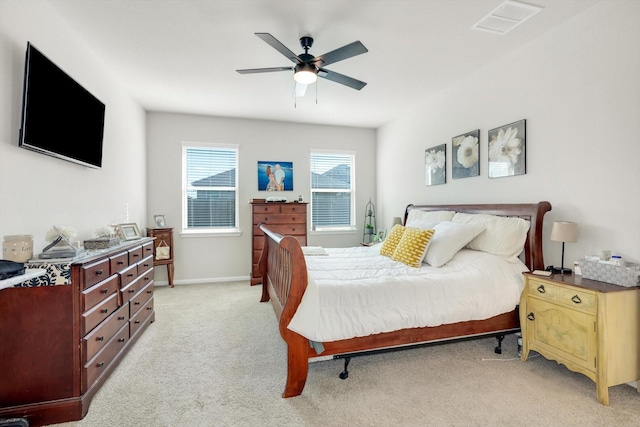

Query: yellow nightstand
[520,272,640,405]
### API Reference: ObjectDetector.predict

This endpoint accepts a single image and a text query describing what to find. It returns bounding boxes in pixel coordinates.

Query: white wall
[0,1,147,254]
[377,1,640,268]
[146,112,376,283]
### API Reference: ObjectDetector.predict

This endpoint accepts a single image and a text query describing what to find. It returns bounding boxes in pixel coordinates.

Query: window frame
[309,149,356,233]
[181,141,240,237]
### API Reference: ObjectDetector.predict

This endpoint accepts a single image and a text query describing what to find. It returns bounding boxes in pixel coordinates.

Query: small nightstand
[520,272,640,405]
[146,227,174,288]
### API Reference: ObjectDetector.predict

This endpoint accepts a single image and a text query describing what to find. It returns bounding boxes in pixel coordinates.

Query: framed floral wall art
[488,119,526,178]
[452,129,480,179]
[425,144,446,186]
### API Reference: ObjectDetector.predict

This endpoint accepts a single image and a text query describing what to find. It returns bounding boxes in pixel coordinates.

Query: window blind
[183,145,238,230]
[310,152,354,230]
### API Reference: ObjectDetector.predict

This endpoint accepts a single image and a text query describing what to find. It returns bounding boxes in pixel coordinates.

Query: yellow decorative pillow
[379,224,406,257]
[391,227,436,268]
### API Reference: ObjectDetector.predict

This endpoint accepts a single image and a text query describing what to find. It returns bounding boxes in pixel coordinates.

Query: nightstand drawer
[527,278,559,301]
[558,287,596,314]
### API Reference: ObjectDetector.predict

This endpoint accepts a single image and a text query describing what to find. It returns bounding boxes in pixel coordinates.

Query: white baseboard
[154,275,251,286]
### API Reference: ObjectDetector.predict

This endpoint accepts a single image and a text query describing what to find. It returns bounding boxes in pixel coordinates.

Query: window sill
[180,229,242,238]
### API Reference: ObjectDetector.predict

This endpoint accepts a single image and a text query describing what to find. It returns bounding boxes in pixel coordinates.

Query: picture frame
[488,119,526,178]
[425,143,446,186]
[117,223,141,241]
[154,215,166,228]
[452,129,480,179]
[258,161,293,191]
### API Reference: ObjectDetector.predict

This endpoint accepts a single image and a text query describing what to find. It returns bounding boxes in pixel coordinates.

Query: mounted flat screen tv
[19,42,105,169]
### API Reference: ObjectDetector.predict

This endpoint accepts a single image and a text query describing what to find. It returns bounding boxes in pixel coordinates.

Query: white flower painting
[425,144,446,186]
[452,130,480,179]
[488,120,526,178]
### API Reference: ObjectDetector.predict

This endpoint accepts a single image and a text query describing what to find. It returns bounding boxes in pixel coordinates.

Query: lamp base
[545,265,572,275]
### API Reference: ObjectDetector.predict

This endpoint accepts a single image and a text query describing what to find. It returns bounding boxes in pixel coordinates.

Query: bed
[258,202,552,397]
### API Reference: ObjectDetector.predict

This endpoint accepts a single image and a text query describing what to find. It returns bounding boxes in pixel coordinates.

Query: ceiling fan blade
[312,41,368,67]
[294,83,308,97]
[255,33,302,64]
[236,66,293,74]
[318,69,367,90]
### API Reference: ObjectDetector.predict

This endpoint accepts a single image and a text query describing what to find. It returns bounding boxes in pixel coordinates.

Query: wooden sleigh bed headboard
[258,201,552,398]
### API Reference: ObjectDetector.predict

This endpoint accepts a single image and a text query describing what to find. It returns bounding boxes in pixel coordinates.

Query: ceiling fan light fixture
[294,63,317,84]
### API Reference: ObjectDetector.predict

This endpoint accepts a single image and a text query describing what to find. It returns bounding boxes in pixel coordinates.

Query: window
[182,142,239,234]
[310,150,355,231]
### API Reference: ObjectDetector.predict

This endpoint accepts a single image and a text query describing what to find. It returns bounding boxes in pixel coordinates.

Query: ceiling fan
[236,33,368,95]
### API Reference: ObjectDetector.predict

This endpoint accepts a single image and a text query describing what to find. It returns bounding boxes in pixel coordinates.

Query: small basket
[580,259,640,287]
[84,237,121,250]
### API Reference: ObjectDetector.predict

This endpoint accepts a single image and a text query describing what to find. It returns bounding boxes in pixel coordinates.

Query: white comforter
[287,245,528,343]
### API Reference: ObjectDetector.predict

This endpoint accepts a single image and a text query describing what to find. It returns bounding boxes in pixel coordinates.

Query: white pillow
[405,210,455,227]
[424,221,485,267]
[451,212,530,260]
[406,219,440,230]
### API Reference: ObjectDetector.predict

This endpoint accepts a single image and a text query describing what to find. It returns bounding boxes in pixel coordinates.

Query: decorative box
[83,237,120,250]
[580,259,640,287]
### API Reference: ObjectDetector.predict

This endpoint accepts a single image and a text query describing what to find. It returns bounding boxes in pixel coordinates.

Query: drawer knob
[571,295,582,304]
[147,306,153,310]
[101,288,109,294]
[527,312,535,321]
[96,269,103,276]
[118,338,126,343]
[118,260,124,265]
[536,285,545,293]
[133,253,140,258]
[101,308,109,314]
[128,288,136,293]
[146,289,153,294]
[127,273,134,277]
[118,316,125,320]
[144,277,150,281]
[135,320,141,324]
[134,301,141,305]
[144,263,150,267]
[97,362,105,368]
[97,336,104,341]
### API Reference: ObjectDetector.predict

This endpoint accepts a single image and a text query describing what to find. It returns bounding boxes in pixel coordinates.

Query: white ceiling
[48,0,600,129]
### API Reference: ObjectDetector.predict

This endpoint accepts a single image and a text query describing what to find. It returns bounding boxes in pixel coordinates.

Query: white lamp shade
[550,221,578,243]
[392,217,402,226]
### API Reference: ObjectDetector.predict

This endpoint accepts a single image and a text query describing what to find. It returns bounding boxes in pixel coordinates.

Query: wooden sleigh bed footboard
[258,201,552,398]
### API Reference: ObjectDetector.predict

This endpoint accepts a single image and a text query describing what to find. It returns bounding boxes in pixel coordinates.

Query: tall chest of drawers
[0,239,156,426]
[251,202,307,285]
[520,273,640,405]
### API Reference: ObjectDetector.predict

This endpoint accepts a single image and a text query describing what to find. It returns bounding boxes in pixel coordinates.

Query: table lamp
[548,221,578,274]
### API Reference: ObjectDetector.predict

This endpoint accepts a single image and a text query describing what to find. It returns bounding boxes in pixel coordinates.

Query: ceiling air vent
[471,0,543,35]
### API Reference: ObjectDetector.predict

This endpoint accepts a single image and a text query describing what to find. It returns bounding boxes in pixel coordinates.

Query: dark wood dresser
[0,239,155,426]
[250,201,307,285]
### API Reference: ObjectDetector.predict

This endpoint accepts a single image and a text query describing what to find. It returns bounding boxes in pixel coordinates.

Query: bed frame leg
[339,357,351,380]
[494,334,505,354]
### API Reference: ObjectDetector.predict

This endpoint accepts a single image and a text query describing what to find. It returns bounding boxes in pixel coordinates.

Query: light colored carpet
[51,281,640,427]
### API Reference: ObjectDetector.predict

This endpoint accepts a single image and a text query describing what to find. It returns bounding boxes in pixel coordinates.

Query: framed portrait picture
[258,161,293,191]
[488,119,526,178]
[117,223,141,241]
[425,144,446,186]
[154,215,166,228]
[452,129,480,179]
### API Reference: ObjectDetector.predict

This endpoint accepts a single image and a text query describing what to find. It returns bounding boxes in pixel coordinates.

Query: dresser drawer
[253,224,306,236]
[82,274,119,312]
[558,287,596,314]
[130,296,154,337]
[83,324,129,392]
[83,304,129,362]
[121,274,144,303]
[142,241,154,258]
[82,259,110,290]
[253,204,282,214]
[130,281,154,317]
[82,292,120,336]
[280,204,306,214]
[128,245,143,264]
[109,251,129,274]
[527,278,559,302]
[253,213,306,225]
[137,254,154,276]
[119,263,138,288]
